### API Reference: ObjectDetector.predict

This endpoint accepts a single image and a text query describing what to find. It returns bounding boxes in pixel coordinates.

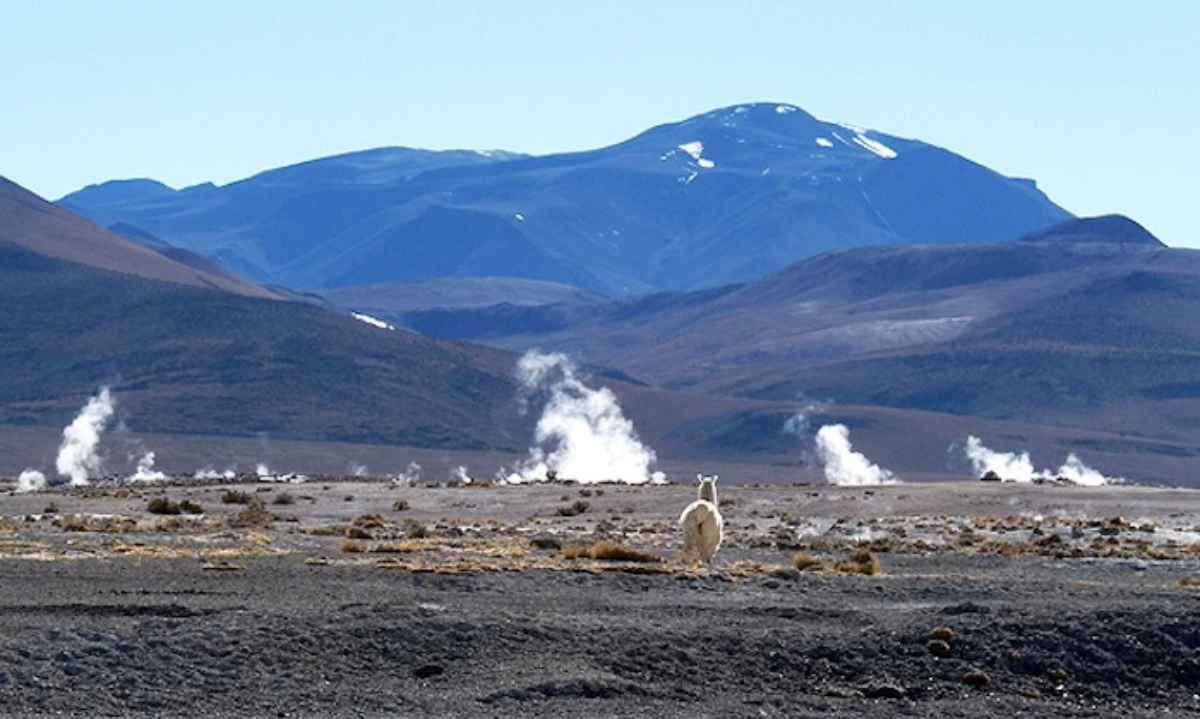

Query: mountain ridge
[57,102,1072,295]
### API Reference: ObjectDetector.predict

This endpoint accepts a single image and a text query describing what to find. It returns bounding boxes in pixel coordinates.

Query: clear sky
[4,1,1197,245]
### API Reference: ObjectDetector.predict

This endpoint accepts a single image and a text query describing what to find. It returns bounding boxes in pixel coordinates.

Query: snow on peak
[834,122,898,159]
[775,105,799,114]
[815,137,834,148]
[352,312,395,331]
[852,134,898,159]
[677,141,716,169]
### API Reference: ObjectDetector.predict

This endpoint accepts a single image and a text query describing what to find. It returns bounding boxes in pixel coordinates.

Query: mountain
[59,103,1071,296]
[0,177,278,300]
[406,217,1200,451]
[0,178,821,464]
[0,178,531,449]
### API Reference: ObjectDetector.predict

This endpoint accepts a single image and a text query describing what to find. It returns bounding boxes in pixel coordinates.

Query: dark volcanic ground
[0,481,1199,717]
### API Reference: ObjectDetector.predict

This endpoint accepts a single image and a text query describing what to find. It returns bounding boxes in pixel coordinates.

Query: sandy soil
[1,479,1199,717]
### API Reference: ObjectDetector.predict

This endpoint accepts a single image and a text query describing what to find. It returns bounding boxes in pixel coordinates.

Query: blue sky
[5,1,1197,245]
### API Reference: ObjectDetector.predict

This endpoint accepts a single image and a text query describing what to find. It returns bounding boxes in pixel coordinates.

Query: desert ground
[1,477,1199,717]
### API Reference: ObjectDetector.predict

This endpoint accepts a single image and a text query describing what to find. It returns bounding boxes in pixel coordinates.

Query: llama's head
[696,473,718,503]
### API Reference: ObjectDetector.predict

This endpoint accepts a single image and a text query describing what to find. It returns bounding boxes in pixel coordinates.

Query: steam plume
[56,387,115,486]
[815,424,899,486]
[17,469,47,493]
[194,467,236,481]
[504,351,663,484]
[127,452,168,483]
[393,461,421,486]
[963,436,1121,486]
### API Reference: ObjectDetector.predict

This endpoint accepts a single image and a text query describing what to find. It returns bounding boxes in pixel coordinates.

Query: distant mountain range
[397,215,1200,459]
[59,103,1070,296]
[0,177,811,464]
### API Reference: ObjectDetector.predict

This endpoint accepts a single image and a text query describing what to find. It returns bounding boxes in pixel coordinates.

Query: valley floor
[0,481,1198,717]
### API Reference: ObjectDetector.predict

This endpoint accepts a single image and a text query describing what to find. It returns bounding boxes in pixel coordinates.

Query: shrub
[147,497,181,515]
[222,490,252,505]
[791,552,824,572]
[402,518,429,539]
[228,500,274,528]
[393,499,410,511]
[961,670,990,687]
[178,499,204,515]
[346,527,373,540]
[271,492,296,506]
[929,626,955,640]
[556,500,590,517]
[43,503,60,515]
[834,547,881,576]
[341,539,364,553]
[1180,576,1200,588]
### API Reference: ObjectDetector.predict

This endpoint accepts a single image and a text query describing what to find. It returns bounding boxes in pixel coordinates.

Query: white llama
[679,473,724,564]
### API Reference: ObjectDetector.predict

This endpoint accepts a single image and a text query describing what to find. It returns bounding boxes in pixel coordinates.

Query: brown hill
[0,176,278,300]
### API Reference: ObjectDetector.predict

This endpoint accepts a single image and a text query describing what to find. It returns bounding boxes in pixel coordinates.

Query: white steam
[194,467,236,481]
[963,436,1121,486]
[393,461,422,487]
[127,452,168,484]
[815,424,899,486]
[256,463,271,477]
[349,463,368,477]
[450,465,472,485]
[55,387,115,486]
[17,469,47,493]
[504,351,663,485]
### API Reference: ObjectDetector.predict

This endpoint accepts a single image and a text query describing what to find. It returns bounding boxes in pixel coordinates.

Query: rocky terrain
[1,478,1198,717]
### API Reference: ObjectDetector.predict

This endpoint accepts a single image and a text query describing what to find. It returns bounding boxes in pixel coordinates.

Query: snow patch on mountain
[815,138,834,148]
[852,134,898,159]
[775,105,799,114]
[677,141,716,168]
[352,312,395,331]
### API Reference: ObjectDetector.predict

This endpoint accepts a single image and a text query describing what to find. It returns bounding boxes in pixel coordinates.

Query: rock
[412,664,445,680]
[980,471,1003,482]
[927,639,952,657]
[860,681,906,699]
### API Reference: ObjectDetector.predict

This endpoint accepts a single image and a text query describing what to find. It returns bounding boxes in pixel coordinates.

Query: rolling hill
[59,103,1071,296]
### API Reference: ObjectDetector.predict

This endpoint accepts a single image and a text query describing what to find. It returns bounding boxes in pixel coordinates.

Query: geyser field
[1,476,1199,717]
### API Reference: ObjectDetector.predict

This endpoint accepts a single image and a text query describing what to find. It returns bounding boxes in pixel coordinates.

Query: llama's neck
[699,481,717,505]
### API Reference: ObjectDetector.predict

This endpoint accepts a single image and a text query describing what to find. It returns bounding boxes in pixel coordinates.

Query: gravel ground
[1,480,1199,718]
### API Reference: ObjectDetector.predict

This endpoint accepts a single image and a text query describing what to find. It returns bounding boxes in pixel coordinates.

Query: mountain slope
[59,103,1071,295]
[415,216,1200,445]
[0,177,278,300]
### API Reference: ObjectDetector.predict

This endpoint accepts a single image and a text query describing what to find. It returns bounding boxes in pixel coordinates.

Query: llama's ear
[713,474,720,483]
[696,473,703,483]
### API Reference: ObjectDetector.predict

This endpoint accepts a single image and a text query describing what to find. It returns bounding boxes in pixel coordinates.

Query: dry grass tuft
[202,560,245,572]
[227,500,274,529]
[929,626,955,640]
[791,552,824,572]
[341,539,365,553]
[1179,576,1200,588]
[221,490,252,505]
[346,527,373,540]
[147,497,183,515]
[562,541,660,563]
[352,514,388,530]
[834,547,882,576]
